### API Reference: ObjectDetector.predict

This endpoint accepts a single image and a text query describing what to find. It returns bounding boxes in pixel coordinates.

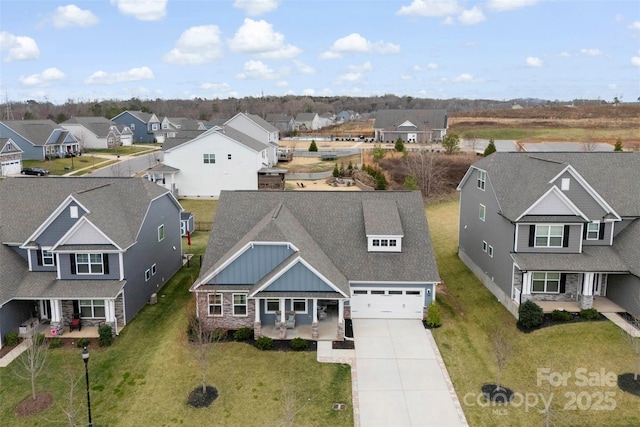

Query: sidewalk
[0,340,30,368]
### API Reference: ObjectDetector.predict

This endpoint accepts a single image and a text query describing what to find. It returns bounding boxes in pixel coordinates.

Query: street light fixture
[82,347,93,427]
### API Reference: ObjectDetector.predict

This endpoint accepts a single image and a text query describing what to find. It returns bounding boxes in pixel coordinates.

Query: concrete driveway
[353,319,467,427]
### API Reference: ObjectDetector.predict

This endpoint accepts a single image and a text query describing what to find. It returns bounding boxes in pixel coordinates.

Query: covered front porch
[37,298,121,338]
[534,296,625,313]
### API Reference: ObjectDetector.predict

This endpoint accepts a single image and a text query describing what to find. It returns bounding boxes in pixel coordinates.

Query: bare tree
[280,382,311,427]
[404,150,448,198]
[12,329,48,400]
[189,311,214,394]
[488,315,514,391]
[622,315,640,381]
[46,359,83,427]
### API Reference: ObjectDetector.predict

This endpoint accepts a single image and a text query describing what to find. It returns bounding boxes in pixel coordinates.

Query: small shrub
[580,308,600,320]
[308,140,318,152]
[4,332,19,346]
[551,309,573,322]
[211,328,228,342]
[425,302,442,328]
[49,338,63,349]
[34,333,45,346]
[99,324,113,347]
[76,337,90,348]
[255,336,274,351]
[290,337,308,351]
[518,300,544,329]
[233,327,252,342]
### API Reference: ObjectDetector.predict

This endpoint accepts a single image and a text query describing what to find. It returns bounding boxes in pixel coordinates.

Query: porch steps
[602,313,640,338]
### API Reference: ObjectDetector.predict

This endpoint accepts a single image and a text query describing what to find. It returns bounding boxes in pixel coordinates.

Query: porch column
[253,298,261,340]
[311,299,319,339]
[521,272,533,302]
[279,298,286,323]
[312,299,318,323]
[337,300,345,340]
[50,300,63,323]
[581,272,594,309]
[105,300,116,323]
[39,300,48,320]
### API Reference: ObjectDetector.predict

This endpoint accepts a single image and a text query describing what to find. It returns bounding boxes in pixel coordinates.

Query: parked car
[21,167,49,176]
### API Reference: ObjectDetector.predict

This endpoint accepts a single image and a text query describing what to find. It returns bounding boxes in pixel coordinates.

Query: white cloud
[413,63,438,71]
[276,80,288,87]
[458,6,485,25]
[228,19,301,59]
[163,25,223,65]
[233,0,279,16]
[443,16,454,25]
[302,88,316,96]
[19,67,65,86]
[632,51,640,67]
[526,56,543,67]
[320,33,400,58]
[440,73,482,83]
[50,5,98,28]
[397,0,462,17]
[486,0,537,12]
[110,0,167,21]
[580,48,602,56]
[200,82,232,92]
[427,63,438,69]
[0,32,40,61]
[401,74,412,80]
[347,61,373,72]
[293,60,315,74]
[559,51,571,57]
[235,60,281,79]
[335,72,365,84]
[85,66,154,84]
[630,21,640,30]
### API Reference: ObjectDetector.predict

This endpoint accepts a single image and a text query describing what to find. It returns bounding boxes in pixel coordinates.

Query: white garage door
[1,160,21,176]
[350,289,424,319]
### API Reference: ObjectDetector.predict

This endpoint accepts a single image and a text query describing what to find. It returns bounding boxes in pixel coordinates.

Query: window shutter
[563,225,570,247]
[70,254,76,275]
[528,225,535,247]
[583,224,588,239]
[598,223,605,240]
[560,274,567,293]
[36,250,43,266]
[103,254,109,275]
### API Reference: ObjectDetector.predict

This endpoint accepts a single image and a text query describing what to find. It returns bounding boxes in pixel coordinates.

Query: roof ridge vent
[272,203,283,219]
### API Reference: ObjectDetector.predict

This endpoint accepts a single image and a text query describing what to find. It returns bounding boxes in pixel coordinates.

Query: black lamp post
[82,347,93,427]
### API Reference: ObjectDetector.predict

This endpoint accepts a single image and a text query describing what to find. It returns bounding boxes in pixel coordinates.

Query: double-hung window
[292,299,306,313]
[42,250,55,266]
[76,254,103,274]
[531,272,560,293]
[535,225,563,247]
[233,294,247,316]
[203,153,215,164]
[208,294,222,316]
[266,299,280,313]
[79,299,106,318]
[477,170,486,190]
[586,222,600,240]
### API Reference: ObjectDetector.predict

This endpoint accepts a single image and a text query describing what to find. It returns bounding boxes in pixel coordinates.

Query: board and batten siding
[35,203,86,246]
[264,262,336,292]
[552,172,609,220]
[213,244,294,285]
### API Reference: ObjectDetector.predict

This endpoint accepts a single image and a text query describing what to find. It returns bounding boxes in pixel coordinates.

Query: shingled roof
[373,109,448,130]
[196,191,440,289]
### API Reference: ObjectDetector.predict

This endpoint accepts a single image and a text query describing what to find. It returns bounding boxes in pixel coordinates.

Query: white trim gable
[549,165,621,221]
[1,137,24,154]
[516,186,588,221]
[51,216,122,251]
[20,195,91,248]
[397,120,417,129]
[193,241,300,290]
[248,255,349,298]
[131,192,182,251]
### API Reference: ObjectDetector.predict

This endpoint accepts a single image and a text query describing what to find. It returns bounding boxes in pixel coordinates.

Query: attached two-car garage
[349,288,426,319]
[1,160,21,177]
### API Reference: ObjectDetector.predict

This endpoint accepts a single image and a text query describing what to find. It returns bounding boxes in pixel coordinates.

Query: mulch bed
[332,340,355,350]
[517,312,607,333]
[481,384,515,403]
[14,393,54,418]
[617,374,640,396]
[187,385,218,408]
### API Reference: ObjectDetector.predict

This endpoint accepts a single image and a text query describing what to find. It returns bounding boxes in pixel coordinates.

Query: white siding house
[225,113,279,167]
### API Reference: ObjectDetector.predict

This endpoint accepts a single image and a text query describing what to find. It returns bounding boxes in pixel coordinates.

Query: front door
[39,299,51,320]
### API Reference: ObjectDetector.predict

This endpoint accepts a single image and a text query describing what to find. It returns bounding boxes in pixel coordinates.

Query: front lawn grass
[22,155,111,176]
[0,199,352,427]
[426,199,640,426]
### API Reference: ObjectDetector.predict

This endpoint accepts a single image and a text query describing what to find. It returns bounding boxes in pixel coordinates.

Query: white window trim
[488,245,494,258]
[292,299,307,313]
[531,272,561,293]
[232,293,248,317]
[70,206,79,218]
[586,222,600,240]
[145,269,150,281]
[151,263,157,275]
[158,224,165,242]
[477,170,486,190]
[479,204,486,222]
[203,153,215,164]
[208,294,223,317]
[535,224,563,248]
[265,298,280,314]
[79,299,106,319]
[482,241,487,252]
[76,253,103,275]
[42,250,55,266]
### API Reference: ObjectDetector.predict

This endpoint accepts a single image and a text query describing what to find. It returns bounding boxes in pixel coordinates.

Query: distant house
[318,113,335,128]
[111,111,161,143]
[265,113,295,134]
[61,116,130,150]
[155,117,212,144]
[457,152,640,318]
[373,109,448,143]
[337,110,359,122]
[0,177,184,348]
[225,113,279,167]
[0,138,23,176]
[294,113,321,131]
[0,120,80,160]
[181,212,195,237]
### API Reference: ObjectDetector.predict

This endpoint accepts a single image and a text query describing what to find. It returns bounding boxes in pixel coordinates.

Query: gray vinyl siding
[264,263,335,292]
[606,274,640,318]
[122,194,182,323]
[613,219,634,237]
[112,113,153,143]
[58,252,120,280]
[0,122,44,160]
[552,172,608,220]
[515,223,582,253]
[0,300,35,346]
[213,245,294,285]
[458,168,515,296]
[29,249,57,272]
[582,222,612,246]
[37,203,86,246]
[350,282,436,306]
[11,246,28,261]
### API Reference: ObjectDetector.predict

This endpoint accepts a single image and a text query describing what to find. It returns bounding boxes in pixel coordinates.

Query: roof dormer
[363,199,403,252]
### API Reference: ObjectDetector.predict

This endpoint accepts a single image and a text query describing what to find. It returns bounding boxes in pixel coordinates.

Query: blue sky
[1,0,639,104]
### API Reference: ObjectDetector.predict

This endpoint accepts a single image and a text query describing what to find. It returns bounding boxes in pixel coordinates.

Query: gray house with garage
[0,177,183,348]
[457,152,640,318]
[190,191,440,340]
[374,109,448,143]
